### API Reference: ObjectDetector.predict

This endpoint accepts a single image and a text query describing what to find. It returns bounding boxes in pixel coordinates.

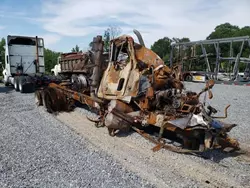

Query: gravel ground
[0,85,154,188]
[0,82,250,188]
[71,82,250,188]
[183,82,250,145]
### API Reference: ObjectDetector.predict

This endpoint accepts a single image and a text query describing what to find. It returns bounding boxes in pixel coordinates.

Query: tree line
[1,23,250,76]
[151,23,250,72]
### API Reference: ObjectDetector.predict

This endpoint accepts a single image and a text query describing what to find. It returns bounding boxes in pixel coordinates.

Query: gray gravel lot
[183,82,250,144]
[72,82,250,188]
[0,85,154,188]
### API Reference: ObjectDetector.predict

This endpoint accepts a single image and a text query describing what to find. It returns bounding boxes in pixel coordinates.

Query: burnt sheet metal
[189,113,208,127]
[167,115,192,129]
[97,35,140,100]
[47,82,97,108]
[167,113,209,130]
[60,52,91,73]
[131,126,202,154]
[108,99,133,113]
[38,33,241,154]
[97,34,175,101]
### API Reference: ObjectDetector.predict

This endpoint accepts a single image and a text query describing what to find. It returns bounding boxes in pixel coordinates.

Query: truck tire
[19,76,25,93]
[26,76,35,93]
[4,81,9,87]
[14,76,20,91]
[19,76,34,93]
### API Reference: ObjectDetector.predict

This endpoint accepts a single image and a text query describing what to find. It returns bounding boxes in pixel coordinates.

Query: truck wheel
[14,76,20,91]
[4,81,9,87]
[19,76,25,93]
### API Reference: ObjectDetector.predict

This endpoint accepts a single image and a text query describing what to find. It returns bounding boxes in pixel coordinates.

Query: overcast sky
[0,0,249,52]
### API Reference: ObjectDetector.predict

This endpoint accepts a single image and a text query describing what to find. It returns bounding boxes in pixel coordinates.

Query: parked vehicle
[1,35,57,93]
[35,31,240,154]
[51,57,61,76]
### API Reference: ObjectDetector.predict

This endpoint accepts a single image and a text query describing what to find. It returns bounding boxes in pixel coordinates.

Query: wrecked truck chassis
[35,81,240,154]
[35,33,240,155]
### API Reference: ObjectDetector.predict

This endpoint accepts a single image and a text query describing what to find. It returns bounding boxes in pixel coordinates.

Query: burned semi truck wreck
[35,31,240,154]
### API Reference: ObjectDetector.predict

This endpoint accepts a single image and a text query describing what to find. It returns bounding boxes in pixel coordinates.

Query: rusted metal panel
[59,52,91,73]
[38,32,241,155]
[97,36,140,99]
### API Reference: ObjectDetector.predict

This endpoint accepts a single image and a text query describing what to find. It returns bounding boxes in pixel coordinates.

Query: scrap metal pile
[35,31,240,154]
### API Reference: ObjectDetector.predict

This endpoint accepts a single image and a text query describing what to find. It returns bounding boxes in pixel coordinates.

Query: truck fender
[2,69,10,86]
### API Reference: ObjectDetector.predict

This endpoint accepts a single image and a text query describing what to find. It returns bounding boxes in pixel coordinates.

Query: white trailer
[1,35,45,92]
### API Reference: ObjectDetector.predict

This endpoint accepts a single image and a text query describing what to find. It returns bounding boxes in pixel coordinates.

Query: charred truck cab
[2,35,49,93]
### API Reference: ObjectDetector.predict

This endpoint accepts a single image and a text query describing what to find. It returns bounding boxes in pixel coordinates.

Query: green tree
[236,26,250,58]
[71,45,82,52]
[103,26,122,52]
[88,26,122,52]
[207,23,250,71]
[44,48,61,73]
[103,29,110,52]
[172,37,190,43]
[206,23,250,55]
[171,37,191,64]
[237,26,250,36]
[207,23,240,40]
[0,37,6,62]
[151,37,172,60]
[0,37,6,76]
[150,37,191,64]
[106,25,122,40]
[207,23,239,59]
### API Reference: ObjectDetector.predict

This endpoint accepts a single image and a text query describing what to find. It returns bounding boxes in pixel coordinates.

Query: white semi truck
[50,56,61,76]
[0,35,51,93]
